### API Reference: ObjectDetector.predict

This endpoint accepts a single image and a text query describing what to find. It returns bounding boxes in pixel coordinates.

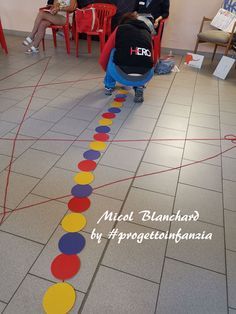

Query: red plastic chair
[152,18,168,64]
[40,7,74,55]
[0,19,8,54]
[75,3,117,57]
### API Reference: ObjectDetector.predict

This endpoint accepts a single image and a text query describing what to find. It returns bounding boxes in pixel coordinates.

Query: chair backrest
[87,3,117,30]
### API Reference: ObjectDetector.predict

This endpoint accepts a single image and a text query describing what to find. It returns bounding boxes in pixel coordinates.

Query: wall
[162,0,223,51]
[0,0,223,52]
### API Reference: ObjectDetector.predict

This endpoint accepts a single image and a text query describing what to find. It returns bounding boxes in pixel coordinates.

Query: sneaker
[25,46,39,54]
[22,36,33,46]
[104,87,114,96]
[134,87,144,103]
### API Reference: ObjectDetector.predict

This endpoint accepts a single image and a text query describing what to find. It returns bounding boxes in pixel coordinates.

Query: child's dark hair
[119,12,138,25]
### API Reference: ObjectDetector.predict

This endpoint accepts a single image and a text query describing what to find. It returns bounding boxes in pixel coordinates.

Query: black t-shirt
[114,20,153,74]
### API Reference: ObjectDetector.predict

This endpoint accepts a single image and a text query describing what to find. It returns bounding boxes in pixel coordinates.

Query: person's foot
[104,87,114,96]
[22,36,33,46]
[134,87,144,103]
[25,46,39,54]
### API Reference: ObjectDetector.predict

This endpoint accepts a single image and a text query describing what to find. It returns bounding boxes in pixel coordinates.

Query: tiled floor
[0,35,236,314]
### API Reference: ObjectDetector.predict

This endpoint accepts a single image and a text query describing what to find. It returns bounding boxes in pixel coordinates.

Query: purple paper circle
[83,150,101,160]
[109,107,121,114]
[71,184,93,198]
[58,233,86,255]
[115,94,127,98]
[95,126,111,133]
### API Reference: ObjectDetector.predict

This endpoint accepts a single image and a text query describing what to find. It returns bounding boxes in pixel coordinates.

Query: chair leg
[224,45,230,56]
[87,35,91,54]
[52,29,57,48]
[194,39,199,54]
[212,44,217,62]
[63,27,70,55]
[157,44,161,61]
[75,32,79,58]
[42,38,45,51]
[100,33,105,53]
[71,16,76,41]
[152,37,159,64]
[0,20,8,54]
[0,35,8,54]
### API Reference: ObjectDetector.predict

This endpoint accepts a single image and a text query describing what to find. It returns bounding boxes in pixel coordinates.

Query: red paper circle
[68,197,91,213]
[51,254,80,280]
[102,112,116,119]
[78,160,97,172]
[93,133,110,142]
[114,97,125,102]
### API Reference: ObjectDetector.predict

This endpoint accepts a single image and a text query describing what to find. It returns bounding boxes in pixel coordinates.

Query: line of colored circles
[43,90,127,313]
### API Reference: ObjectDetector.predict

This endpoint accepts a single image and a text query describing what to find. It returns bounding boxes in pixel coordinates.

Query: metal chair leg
[212,44,217,62]
[194,39,199,54]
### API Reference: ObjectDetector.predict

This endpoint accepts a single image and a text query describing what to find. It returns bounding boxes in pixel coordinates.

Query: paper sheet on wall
[213,56,235,79]
[211,8,236,33]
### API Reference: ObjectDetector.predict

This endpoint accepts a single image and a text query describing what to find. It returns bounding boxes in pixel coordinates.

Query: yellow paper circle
[111,102,123,108]
[43,282,76,314]
[74,172,94,185]
[61,213,87,232]
[117,90,129,94]
[89,141,107,151]
[99,118,113,126]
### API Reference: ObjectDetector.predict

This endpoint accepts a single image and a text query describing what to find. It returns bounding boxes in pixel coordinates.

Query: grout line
[224,208,236,213]
[226,248,236,254]
[101,264,160,285]
[219,77,230,314]
[25,147,61,157]
[28,273,86,295]
[166,256,226,276]
[223,178,236,184]
[0,229,45,246]
[222,155,236,161]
